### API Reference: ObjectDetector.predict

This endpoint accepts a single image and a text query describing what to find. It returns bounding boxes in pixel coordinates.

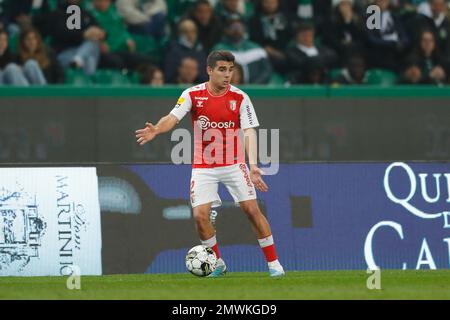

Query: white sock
[201,234,217,248]
[258,235,274,248]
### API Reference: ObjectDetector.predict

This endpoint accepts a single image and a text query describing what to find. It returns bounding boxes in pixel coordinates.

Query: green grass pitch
[1,270,450,300]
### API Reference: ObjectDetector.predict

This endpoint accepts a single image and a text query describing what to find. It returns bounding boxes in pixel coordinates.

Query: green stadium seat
[329,68,343,81]
[47,0,59,10]
[129,71,141,84]
[64,68,92,86]
[130,34,164,64]
[91,69,132,86]
[268,73,286,85]
[367,69,398,86]
[8,33,18,53]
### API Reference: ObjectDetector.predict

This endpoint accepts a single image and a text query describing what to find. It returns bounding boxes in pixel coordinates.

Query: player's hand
[250,166,269,192]
[135,122,158,145]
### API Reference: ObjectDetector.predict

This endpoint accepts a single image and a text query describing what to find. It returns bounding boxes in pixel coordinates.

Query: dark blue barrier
[103,162,450,273]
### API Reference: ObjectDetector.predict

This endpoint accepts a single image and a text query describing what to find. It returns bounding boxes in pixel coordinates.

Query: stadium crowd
[0,0,449,86]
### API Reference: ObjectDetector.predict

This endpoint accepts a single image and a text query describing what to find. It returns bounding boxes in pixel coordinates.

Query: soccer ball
[185,245,217,277]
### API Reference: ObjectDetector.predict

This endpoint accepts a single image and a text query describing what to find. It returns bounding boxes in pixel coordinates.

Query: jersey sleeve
[170,89,192,122]
[239,93,260,129]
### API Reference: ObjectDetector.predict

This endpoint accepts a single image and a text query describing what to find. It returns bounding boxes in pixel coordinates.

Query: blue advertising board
[120,162,450,273]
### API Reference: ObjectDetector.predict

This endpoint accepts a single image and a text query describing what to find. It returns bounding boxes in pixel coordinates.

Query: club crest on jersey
[229,100,237,111]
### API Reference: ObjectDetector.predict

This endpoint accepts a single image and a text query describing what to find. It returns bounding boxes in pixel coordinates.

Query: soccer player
[135,51,285,277]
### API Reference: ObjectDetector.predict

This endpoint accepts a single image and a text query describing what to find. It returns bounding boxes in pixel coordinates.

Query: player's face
[208,61,234,89]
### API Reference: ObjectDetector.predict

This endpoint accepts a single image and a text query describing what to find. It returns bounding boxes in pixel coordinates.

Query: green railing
[1,85,450,98]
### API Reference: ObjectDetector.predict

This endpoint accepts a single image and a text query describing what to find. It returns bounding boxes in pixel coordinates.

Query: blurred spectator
[116,0,167,38]
[401,64,423,83]
[18,28,64,83]
[163,19,207,83]
[167,0,199,27]
[365,0,409,71]
[0,29,46,85]
[414,0,450,57]
[249,0,294,73]
[90,0,154,71]
[36,0,102,76]
[231,62,244,84]
[286,23,338,84]
[176,56,200,84]
[213,18,273,84]
[187,0,224,52]
[333,54,369,84]
[281,0,332,33]
[137,63,164,85]
[0,0,36,35]
[401,29,448,84]
[0,1,7,30]
[323,0,366,66]
[215,0,252,24]
[303,58,327,84]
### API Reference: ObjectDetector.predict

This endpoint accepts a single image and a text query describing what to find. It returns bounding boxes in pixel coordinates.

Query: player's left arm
[240,94,268,192]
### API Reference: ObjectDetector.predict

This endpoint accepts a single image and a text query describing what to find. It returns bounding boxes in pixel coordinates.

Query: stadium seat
[130,34,164,64]
[367,69,398,86]
[48,0,59,10]
[268,73,286,85]
[64,68,92,86]
[128,71,141,84]
[91,69,132,86]
[8,33,18,53]
[329,68,343,81]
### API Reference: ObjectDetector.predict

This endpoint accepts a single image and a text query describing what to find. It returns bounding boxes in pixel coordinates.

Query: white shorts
[189,163,257,208]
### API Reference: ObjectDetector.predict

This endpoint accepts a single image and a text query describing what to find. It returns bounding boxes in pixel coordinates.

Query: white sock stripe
[258,235,274,248]
[201,235,217,248]
[268,259,281,268]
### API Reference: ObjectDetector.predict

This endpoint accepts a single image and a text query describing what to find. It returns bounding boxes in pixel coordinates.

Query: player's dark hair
[207,50,235,69]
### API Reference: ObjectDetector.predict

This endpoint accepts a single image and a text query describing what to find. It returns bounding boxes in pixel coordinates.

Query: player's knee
[192,208,210,224]
[241,202,261,218]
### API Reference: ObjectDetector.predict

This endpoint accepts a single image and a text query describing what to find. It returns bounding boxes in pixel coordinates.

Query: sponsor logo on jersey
[194,97,208,108]
[196,115,236,130]
[246,105,253,125]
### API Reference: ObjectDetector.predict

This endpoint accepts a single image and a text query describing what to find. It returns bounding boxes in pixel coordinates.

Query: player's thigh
[220,163,256,204]
[190,168,221,208]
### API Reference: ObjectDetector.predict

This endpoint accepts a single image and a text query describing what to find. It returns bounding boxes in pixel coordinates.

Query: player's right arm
[135,114,178,145]
[135,89,192,146]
